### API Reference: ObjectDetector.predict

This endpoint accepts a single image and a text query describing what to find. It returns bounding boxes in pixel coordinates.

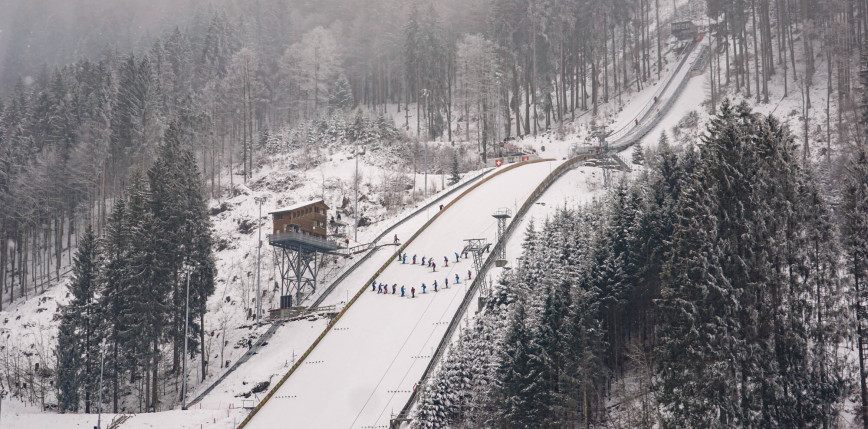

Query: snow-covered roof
[269,199,328,214]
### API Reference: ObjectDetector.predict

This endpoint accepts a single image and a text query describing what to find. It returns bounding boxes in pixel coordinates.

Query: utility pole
[254,197,264,327]
[182,268,191,410]
[496,76,502,147]
[423,89,429,198]
[354,135,359,242]
[97,339,106,428]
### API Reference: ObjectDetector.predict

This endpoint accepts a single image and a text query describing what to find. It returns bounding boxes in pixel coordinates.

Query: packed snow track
[244,160,560,429]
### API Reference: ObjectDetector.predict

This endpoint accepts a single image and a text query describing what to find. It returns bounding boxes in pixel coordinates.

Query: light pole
[496,75,502,148]
[181,266,192,410]
[423,89,429,198]
[354,133,359,242]
[97,339,106,429]
[254,197,264,327]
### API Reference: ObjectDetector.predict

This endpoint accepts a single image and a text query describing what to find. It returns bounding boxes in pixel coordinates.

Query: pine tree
[631,144,645,165]
[100,198,131,413]
[56,225,102,413]
[448,151,461,186]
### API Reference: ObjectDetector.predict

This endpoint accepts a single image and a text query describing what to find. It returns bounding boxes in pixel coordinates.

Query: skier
[401,285,406,297]
[392,284,397,294]
[454,252,460,262]
[634,118,639,127]
[428,258,432,268]
[371,281,377,292]
[444,256,449,267]
[411,287,416,298]
[422,256,426,266]
[422,283,427,294]
[467,269,472,280]
[377,283,382,294]
[402,254,407,264]
[455,273,460,284]
[445,277,449,288]
[413,255,417,264]
[432,262,436,272]
[394,234,399,245]
[434,280,438,292]
[248,338,253,350]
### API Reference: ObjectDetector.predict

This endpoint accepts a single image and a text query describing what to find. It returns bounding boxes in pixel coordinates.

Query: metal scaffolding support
[492,208,512,264]
[273,244,322,306]
[268,233,339,308]
[462,238,490,296]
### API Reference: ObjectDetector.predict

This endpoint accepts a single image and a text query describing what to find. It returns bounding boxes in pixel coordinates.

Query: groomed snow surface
[246,160,561,429]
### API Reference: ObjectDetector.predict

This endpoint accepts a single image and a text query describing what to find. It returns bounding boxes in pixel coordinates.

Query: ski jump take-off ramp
[238,36,705,429]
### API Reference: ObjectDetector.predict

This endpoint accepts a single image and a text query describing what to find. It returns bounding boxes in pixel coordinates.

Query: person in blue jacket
[401,285,406,297]
[445,277,449,288]
[422,256,426,266]
[422,283,427,294]
[402,254,407,264]
[413,255,417,264]
[372,281,377,292]
[444,256,449,267]
[454,252,460,262]
[455,273,460,284]
[433,280,438,292]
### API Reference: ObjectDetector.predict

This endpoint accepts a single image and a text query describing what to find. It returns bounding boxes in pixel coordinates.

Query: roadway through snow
[246,160,559,429]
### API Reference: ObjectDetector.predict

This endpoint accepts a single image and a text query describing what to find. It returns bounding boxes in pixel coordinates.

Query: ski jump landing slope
[244,160,559,429]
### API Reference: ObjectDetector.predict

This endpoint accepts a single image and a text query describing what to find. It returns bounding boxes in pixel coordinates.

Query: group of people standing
[368,248,474,299]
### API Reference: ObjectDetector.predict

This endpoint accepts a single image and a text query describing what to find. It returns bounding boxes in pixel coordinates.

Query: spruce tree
[448,151,461,186]
[56,225,102,413]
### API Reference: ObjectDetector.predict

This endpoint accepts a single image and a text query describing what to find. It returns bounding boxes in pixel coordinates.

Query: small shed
[269,199,330,239]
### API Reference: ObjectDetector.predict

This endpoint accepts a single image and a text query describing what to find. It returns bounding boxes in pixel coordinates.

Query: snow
[269,199,327,214]
[245,160,561,428]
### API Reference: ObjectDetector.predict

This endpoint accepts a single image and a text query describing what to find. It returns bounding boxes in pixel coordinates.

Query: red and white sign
[495,159,503,167]
[521,155,529,162]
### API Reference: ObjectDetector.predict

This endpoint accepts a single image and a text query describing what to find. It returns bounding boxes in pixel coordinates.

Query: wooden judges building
[268,199,338,313]
[269,199,330,239]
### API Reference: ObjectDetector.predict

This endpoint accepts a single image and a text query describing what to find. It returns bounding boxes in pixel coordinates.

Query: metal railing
[267,231,338,250]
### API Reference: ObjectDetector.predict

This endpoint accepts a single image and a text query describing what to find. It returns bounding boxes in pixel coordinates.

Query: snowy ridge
[237,159,552,428]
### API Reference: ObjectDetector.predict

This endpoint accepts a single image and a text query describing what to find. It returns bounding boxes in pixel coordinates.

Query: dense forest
[415,96,868,427]
[2,0,868,419]
[3,0,865,309]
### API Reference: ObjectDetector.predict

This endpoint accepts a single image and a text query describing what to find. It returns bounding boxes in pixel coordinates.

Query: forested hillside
[2,0,868,424]
[415,98,868,427]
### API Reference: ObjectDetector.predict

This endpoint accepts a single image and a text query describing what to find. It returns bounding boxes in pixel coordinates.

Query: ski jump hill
[236,37,706,429]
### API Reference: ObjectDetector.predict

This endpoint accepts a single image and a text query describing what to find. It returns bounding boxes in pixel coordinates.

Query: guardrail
[236,159,552,428]
[606,39,698,147]
[610,40,704,152]
[392,153,594,427]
